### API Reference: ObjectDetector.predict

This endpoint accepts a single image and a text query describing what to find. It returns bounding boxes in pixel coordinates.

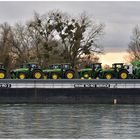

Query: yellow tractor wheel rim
[66,73,74,79]
[106,74,112,79]
[52,74,58,79]
[0,73,5,79]
[19,74,25,79]
[121,73,127,79]
[35,72,41,79]
[84,74,89,78]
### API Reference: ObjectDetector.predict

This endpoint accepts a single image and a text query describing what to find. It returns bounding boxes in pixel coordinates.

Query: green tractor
[100,63,129,79]
[43,63,75,79]
[10,62,44,79]
[78,63,102,79]
[131,60,140,79]
[0,63,7,79]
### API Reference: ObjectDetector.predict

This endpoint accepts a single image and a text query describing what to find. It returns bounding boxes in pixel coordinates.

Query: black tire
[0,70,6,79]
[104,73,113,79]
[32,70,43,79]
[118,70,128,79]
[18,72,27,79]
[64,70,75,79]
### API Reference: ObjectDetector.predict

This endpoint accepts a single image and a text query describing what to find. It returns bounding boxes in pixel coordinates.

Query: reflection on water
[0,104,140,138]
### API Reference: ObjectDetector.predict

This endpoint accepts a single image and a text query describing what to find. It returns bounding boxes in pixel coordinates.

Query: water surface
[0,104,140,138]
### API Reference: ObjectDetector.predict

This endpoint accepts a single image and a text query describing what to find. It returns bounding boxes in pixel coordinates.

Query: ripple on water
[0,104,140,138]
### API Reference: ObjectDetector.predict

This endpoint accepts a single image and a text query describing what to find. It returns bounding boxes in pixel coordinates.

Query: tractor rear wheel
[18,72,26,79]
[65,70,75,79]
[0,70,6,79]
[32,70,43,79]
[119,70,128,79]
[51,73,59,79]
[104,73,113,79]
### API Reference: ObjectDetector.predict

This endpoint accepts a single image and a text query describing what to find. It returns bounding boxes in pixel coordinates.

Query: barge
[0,79,140,104]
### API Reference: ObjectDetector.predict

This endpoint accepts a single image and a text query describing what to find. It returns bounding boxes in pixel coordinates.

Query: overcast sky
[0,1,139,53]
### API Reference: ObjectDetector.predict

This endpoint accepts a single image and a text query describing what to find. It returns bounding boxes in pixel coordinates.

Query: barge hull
[0,88,140,104]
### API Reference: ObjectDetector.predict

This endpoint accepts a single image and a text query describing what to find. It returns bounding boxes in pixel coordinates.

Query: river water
[0,104,140,138]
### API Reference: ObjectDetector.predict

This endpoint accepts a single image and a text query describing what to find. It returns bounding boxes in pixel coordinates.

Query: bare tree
[0,22,13,70]
[28,11,104,68]
[128,25,140,61]
[11,23,34,67]
[0,10,104,70]
[47,11,104,67]
[28,12,57,62]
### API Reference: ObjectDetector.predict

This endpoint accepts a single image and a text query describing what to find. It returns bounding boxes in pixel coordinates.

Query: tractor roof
[50,63,71,65]
[50,64,61,66]
[61,63,71,65]
[27,62,38,64]
[93,63,102,64]
[112,63,124,65]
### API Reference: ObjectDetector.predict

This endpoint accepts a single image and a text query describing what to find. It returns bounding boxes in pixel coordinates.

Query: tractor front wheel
[0,70,6,79]
[18,73,26,79]
[104,73,113,79]
[51,73,59,79]
[65,70,75,79]
[83,72,90,79]
[32,70,43,79]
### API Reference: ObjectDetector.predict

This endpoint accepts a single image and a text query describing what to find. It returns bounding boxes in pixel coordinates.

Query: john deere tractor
[131,60,140,79]
[10,62,44,79]
[0,63,7,79]
[43,63,75,79]
[100,63,129,79]
[78,63,102,79]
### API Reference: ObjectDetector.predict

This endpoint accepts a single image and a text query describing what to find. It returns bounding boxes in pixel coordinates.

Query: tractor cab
[20,63,39,69]
[48,63,72,70]
[61,63,72,70]
[0,63,5,69]
[112,63,125,71]
[91,63,102,70]
[28,63,38,68]
[49,64,61,69]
